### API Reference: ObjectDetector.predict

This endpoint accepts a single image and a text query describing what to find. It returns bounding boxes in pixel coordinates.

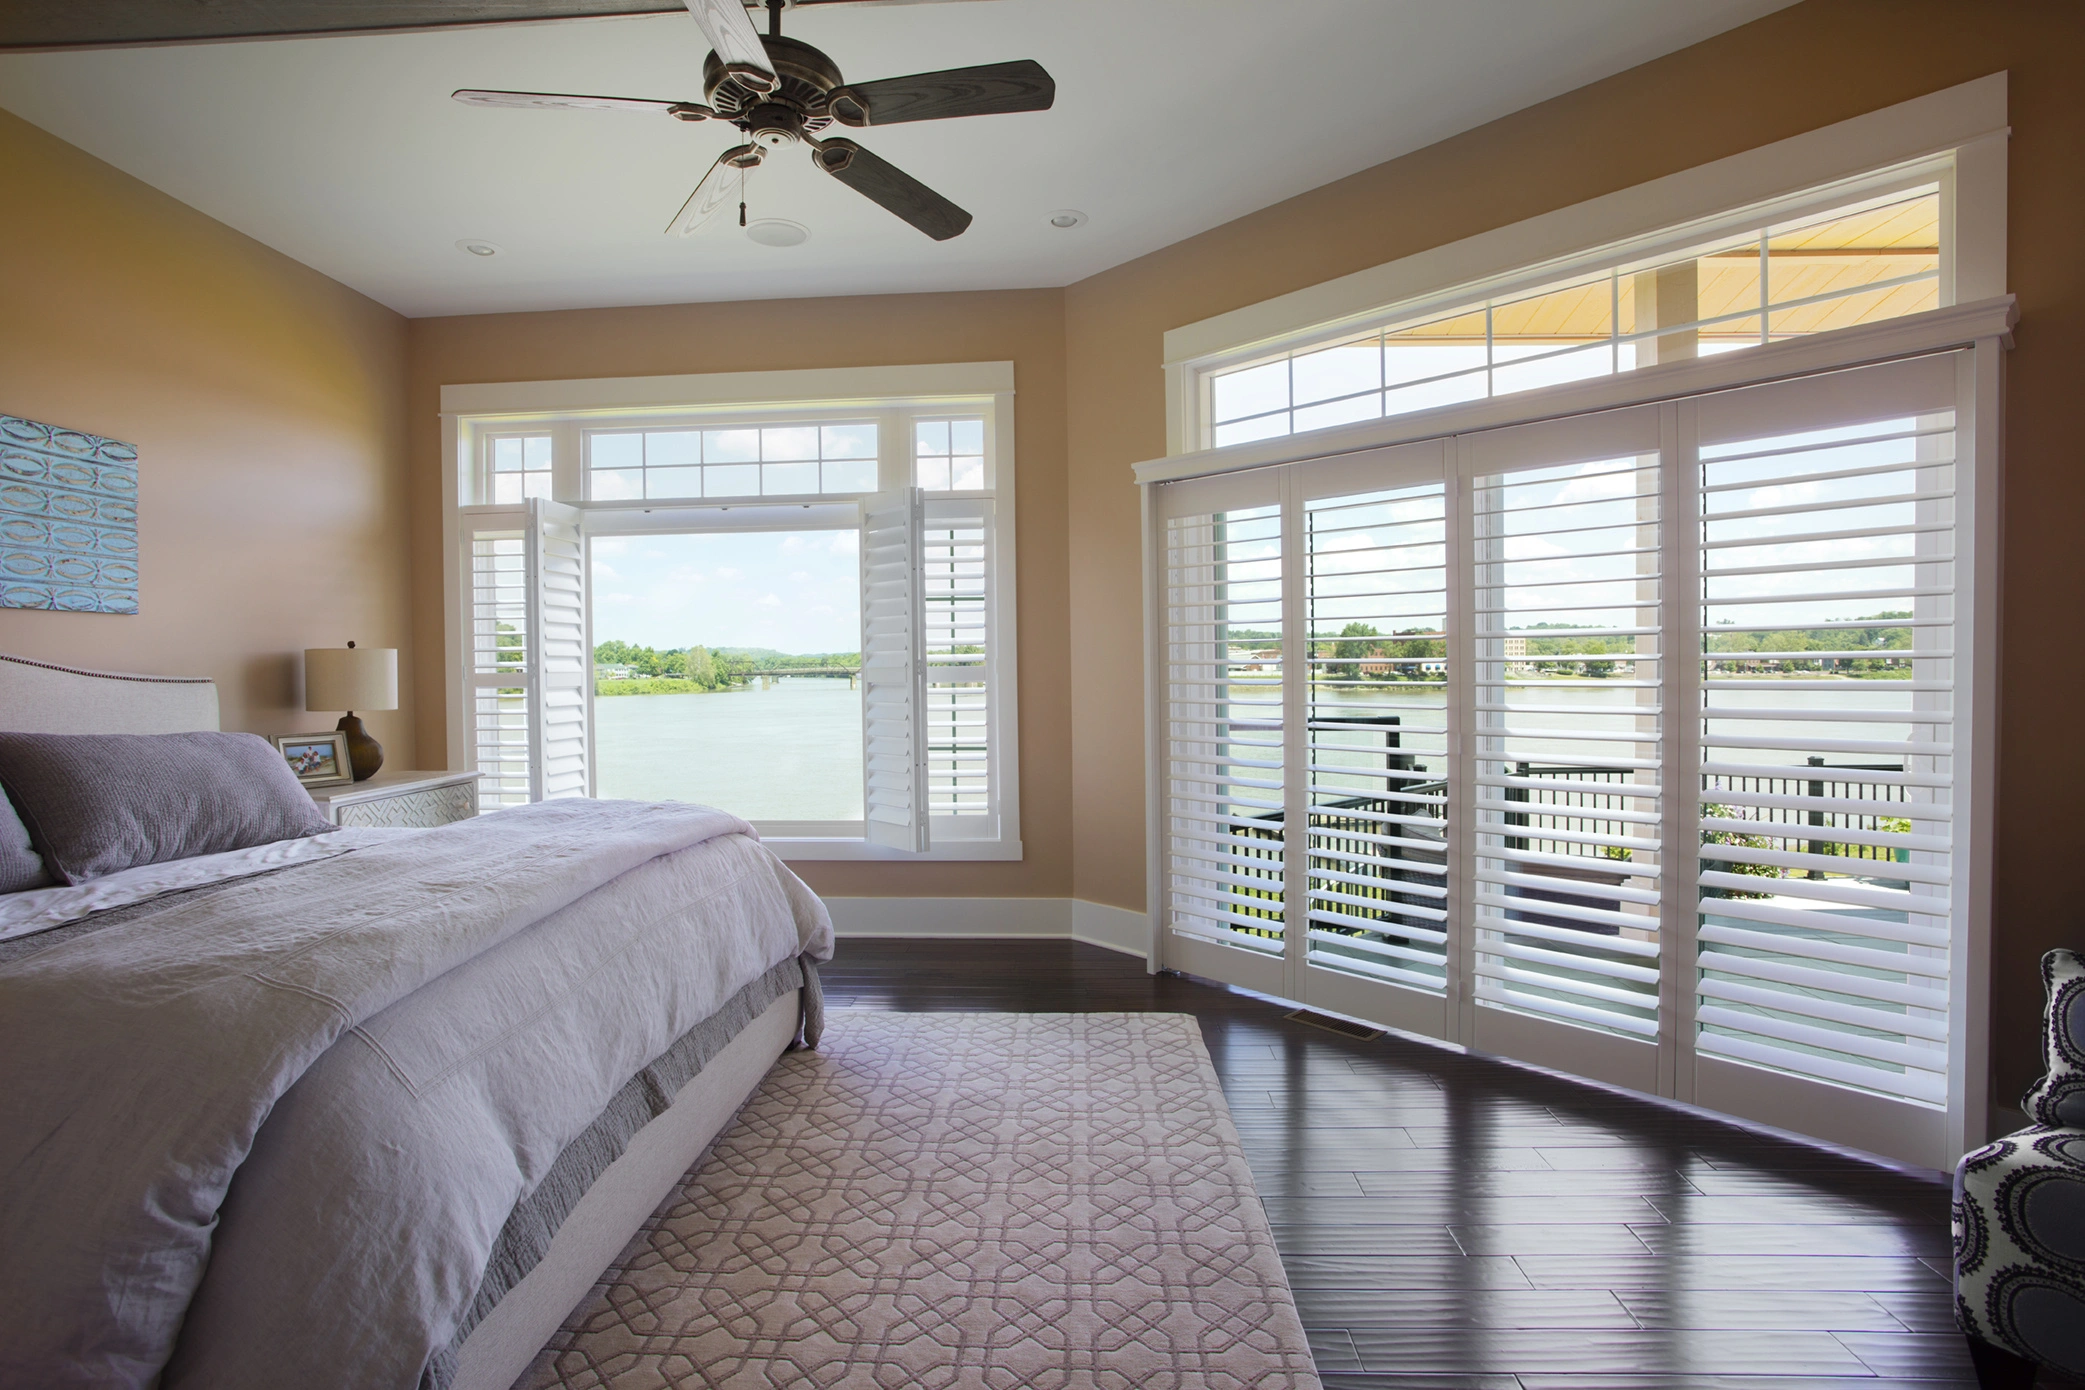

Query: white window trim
[1161,72,2008,457]
[441,361,1020,863]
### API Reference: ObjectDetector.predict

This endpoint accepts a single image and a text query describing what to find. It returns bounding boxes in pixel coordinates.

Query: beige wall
[1062,0,2085,1102]
[0,108,414,756]
[405,292,1071,900]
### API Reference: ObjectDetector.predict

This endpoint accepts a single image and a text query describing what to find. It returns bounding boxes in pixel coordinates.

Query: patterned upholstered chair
[1954,948,2085,1388]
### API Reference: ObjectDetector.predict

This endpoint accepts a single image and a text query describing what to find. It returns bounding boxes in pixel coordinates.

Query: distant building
[595,663,635,680]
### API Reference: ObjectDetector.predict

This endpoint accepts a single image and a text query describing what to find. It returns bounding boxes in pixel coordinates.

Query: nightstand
[306,769,481,828]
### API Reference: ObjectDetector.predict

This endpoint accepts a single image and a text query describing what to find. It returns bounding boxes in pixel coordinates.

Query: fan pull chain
[739,164,748,227]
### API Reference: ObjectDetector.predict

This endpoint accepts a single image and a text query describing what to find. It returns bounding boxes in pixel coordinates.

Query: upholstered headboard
[0,653,220,734]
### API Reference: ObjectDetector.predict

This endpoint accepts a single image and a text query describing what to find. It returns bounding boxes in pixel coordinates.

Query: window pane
[1292,338,1380,407]
[522,472,551,500]
[1212,414,1294,449]
[949,419,984,455]
[493,438,524,471]
[704,429,758,463]
[1293,394,1383,434]
[1382,372,1486,417]
[915,419,949,455]
[704,463,759,497]
[1493,341,1616,396]
[822,423,877,459]
[1765,191,1940,318]
[589,530,863,820]
[523,436,551,469]
[763,461,819,495]
[1211,359,1289,425]
[646,431,699,468]
[591,433,642,470]
[646,467,703,499]
[916,457,952,491]
[591,469,643,500]
[492,473,523,504]
[823,458,878,493]
[761,426,819,461]
[949,457,985,490]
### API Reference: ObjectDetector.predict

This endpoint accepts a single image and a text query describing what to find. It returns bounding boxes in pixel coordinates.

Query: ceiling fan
[453,0,1055,240]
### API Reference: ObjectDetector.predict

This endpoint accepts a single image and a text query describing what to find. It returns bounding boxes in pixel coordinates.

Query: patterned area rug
[518,1012,1321,1389]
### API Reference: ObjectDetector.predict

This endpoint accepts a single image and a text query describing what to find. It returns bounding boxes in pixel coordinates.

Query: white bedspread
[0,799,833,1390]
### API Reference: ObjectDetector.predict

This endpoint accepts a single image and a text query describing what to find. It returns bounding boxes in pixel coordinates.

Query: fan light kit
[456,240,503,258]
[451,0,1056,242]
[746,218,809,247]
[1048,210,1087,229]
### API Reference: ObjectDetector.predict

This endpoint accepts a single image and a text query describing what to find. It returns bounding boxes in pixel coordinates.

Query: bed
[0,652,835,1390]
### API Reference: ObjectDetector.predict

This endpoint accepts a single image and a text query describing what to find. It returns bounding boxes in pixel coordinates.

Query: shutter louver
[1471,435,1664,1039]
[526,498,590,801]
[1303,482,1451,993]
[922,501,991,817]
[468,526,530,810]
[861,488,929,851]
[1693,363,1957,1106]
[1164,503,1285,953]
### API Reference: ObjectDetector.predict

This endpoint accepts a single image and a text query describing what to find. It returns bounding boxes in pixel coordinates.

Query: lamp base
[337,712,384,782]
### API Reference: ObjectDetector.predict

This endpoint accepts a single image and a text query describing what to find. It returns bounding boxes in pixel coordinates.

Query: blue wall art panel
[1,413,139,614]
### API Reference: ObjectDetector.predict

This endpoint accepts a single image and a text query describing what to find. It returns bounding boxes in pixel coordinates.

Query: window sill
[762,836,1023,862]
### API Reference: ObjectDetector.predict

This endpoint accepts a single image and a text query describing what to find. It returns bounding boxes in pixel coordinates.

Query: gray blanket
[0,799,834,1389]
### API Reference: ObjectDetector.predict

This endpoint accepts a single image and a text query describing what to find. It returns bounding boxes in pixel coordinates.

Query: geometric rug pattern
[518,1012,1322,1389]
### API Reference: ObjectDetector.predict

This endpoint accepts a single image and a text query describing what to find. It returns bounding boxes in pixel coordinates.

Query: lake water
[594,678,864,820]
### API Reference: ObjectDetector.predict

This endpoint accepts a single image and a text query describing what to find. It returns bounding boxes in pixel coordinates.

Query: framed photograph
[271,731,354,788]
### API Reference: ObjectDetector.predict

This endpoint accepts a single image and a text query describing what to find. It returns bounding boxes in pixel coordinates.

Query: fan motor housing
[705,34,840,136]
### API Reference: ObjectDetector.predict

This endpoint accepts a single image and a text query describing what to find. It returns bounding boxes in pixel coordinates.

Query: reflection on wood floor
[819,938,2084,1390]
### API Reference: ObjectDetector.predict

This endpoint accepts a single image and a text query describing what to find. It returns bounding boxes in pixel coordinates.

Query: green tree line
[591,639,861,696]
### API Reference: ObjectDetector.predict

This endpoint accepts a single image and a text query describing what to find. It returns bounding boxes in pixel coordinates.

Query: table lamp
[305,641,398,782]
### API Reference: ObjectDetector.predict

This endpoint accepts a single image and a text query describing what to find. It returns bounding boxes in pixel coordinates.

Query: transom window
[587,421,878,500]
[914,417,986,491]
[489,435,551,503]
[1207,185,1943,448]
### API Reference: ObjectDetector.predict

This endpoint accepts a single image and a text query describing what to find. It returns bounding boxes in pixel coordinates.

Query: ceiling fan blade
[681,0,777,93]
[0,1,685,51]
[453,89,711,119]
[667,144,760,237]
[826,60,1053,127]
[810,138,972,241]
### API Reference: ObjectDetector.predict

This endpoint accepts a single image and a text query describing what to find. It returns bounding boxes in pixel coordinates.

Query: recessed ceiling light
[746,219,809,248]
[1048,210,1087,230]
[456,239,502,258]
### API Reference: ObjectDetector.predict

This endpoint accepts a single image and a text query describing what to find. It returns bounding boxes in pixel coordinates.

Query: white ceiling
[0,0,1794,318]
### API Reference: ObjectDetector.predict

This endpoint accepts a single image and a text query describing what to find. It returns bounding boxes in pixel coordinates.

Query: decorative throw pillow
[2023,949,2085,1129]
[0,731,331,885]
[0,787,50,893]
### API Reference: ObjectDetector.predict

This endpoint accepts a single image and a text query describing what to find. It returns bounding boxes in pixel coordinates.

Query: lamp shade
[305,645,397,713]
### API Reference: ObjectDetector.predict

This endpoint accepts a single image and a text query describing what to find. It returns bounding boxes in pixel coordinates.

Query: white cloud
[716,566,742,580]
[757,593,783,608]
[790,570,812,583]
[829,531,859,556]
[779,535,807,554]
[593,538,630,558]
[591,561,621,581]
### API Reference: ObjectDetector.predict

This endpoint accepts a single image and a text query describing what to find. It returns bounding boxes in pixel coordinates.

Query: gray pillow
[0,788,50,893]
[0,731,332,886]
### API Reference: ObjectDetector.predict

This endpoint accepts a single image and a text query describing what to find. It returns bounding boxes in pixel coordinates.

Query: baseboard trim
[824,897,1149,960]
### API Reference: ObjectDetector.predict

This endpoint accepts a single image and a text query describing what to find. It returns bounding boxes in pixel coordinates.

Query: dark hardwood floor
[819,938,2075,1390]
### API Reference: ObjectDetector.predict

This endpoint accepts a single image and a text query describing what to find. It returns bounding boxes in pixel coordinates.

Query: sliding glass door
[1151,352,1980,1168]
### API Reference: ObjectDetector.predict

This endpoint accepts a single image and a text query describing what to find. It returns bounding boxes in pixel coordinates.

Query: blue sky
[590,529,861,654]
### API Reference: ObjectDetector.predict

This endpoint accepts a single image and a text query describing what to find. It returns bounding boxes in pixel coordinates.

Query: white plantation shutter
[1161,484,1287,976]
[1691,354,1961,1107]
[1466,408,1666,1044]
[1302,480,1451,994]
[1147,329,1994,1167]
[466,521,530,810]
[526,498,591,801]
[922,500,992,818]
[861,488,929,851]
